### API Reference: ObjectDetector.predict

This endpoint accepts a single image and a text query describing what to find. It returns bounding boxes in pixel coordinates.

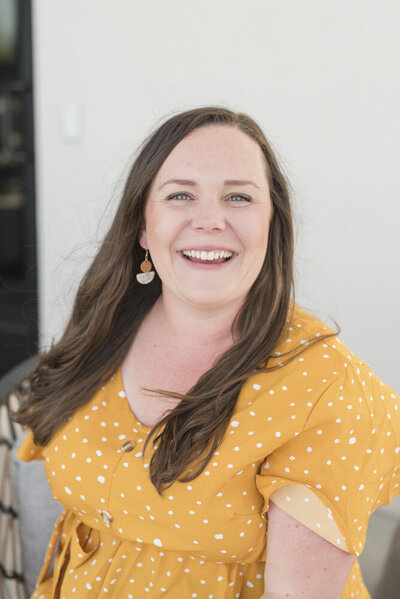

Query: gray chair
[0,356,63,598]
[358,501,400,597]
[10,436,64,597]
[374,520,400,599]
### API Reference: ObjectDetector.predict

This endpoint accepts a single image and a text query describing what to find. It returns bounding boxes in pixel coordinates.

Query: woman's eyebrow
[158,178,261,190]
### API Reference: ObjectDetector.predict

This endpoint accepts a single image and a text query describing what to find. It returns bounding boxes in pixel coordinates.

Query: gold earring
[136,249,155,285]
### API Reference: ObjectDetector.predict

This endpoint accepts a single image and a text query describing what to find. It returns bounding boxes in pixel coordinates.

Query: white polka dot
[97,476,105,484]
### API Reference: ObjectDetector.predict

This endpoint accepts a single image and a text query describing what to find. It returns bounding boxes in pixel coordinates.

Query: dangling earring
[136,249,155,285]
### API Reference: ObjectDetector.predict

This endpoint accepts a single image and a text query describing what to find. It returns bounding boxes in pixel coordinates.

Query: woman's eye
[228,194,251,203]
[167,193,191,201]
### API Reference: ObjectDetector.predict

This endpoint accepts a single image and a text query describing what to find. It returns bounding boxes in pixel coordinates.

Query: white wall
[32,0,400,389]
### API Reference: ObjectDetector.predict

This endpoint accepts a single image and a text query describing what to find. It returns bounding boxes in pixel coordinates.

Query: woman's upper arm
[264,500,356,599]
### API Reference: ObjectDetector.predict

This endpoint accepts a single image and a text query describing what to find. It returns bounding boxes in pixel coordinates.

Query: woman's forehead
[152,125,269,189]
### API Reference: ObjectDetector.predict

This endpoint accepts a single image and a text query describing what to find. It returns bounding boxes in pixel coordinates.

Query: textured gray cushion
[10,434,64,597]
[374,521,400,599]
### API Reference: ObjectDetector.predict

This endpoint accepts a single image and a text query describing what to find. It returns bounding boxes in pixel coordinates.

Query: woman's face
[140,124,273,312]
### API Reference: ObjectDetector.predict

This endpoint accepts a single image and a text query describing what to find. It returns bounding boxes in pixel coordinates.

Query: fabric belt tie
[36,509,100,598]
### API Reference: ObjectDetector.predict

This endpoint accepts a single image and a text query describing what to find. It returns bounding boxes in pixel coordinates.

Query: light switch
[60,102,84,143]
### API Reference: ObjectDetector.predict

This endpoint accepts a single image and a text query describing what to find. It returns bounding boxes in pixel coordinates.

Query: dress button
[122,440,136,452]
[97,509,113,525]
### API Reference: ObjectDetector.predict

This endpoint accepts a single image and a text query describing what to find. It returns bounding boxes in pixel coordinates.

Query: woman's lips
[178,251,235,269]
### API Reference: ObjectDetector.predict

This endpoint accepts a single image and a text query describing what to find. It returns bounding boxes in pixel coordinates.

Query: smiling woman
[138,124,272,312]
[11,106,400,599]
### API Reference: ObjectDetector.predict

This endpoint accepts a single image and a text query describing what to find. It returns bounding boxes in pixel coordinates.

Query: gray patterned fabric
[10,436,64,597]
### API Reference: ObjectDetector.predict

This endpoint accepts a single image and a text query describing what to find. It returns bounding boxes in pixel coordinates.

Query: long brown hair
[12,106,339,493]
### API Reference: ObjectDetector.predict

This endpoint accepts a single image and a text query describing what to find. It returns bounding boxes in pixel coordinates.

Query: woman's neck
[151,292,242,353]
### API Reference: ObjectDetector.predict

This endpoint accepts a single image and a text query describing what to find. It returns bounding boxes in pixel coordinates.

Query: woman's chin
[177,290,244,312]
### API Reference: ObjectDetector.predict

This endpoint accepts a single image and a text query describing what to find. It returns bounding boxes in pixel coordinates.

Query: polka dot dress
[18,304,400,598]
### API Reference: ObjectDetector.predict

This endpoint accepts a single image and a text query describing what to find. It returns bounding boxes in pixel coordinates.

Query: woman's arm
[261,500,356,599]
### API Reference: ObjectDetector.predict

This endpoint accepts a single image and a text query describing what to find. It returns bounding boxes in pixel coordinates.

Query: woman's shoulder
[285,302,339,345]
[266,302,392,393]
[271,303,347,368]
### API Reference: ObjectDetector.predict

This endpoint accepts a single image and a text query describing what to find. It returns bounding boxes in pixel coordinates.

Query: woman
[14,106,400,599]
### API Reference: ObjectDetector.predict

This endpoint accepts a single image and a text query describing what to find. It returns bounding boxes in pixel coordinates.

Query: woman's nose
[191,200,226,232]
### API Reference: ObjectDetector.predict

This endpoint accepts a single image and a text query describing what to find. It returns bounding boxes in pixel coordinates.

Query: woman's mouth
[182,249,233,262]
[178,249,235,268]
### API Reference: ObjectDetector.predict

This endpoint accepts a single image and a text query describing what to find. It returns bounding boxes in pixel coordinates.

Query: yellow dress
[18,304,400,598]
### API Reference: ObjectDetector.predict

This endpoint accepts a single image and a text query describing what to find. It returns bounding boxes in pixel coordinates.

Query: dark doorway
[0,0,38,376]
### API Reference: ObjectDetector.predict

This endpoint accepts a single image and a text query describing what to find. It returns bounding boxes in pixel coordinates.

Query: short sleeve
[16,428,45,461]
[256,363,400,556]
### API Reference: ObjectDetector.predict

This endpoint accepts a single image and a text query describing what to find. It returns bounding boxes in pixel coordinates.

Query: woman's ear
[138,218,149,250]
[138,227,148,250]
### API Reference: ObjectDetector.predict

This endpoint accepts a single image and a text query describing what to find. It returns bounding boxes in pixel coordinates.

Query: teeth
[182,250,233,260]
